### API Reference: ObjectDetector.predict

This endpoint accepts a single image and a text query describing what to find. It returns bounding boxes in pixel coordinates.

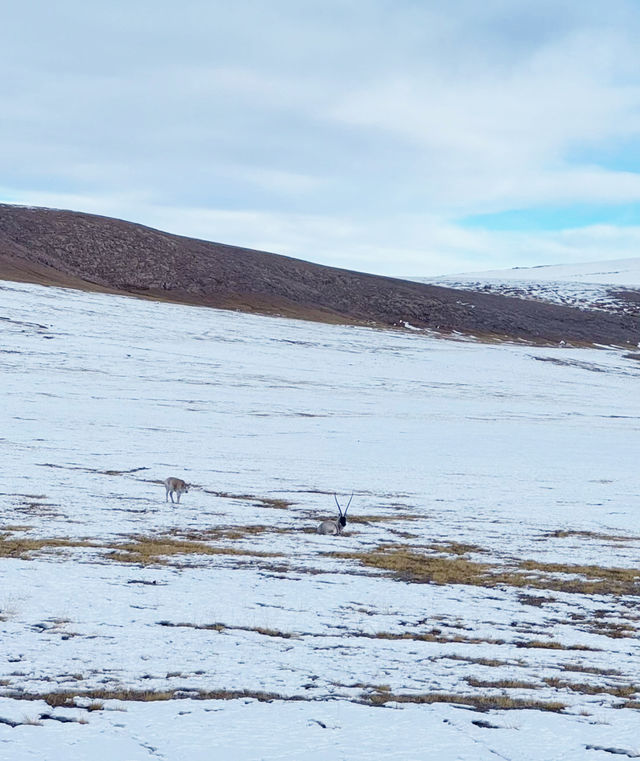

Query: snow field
[1,280,640,760]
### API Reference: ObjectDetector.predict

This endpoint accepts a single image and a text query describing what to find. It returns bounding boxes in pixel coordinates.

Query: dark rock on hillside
[0,204,638,346]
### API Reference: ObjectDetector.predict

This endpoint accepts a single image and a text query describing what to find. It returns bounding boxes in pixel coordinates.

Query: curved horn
[334,493,342,516]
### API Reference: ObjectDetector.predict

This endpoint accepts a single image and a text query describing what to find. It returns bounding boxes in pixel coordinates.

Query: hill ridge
[0,203,638,346]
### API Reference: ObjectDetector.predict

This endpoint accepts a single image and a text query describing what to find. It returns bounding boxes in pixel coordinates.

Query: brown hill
[0,203,637,346]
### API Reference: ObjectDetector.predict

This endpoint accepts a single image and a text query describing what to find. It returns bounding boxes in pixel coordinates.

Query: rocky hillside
[0,204,638,346]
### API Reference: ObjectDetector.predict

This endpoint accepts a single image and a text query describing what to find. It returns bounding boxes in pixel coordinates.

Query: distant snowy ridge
[409,257,640,315]
[437,257,640,287]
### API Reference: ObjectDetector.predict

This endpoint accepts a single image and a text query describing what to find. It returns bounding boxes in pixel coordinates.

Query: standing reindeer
[317,494,353,535]
[164,477,189,504]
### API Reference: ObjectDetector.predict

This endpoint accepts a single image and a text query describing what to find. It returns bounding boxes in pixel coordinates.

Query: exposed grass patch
[201,490,294,510]
[349,514,422,524]
[558,664,623,677]
[254,497,294,510]
[0,536,96,560]
[360,689,567,712]
[202,489,255,500]
[515,640,601,651]
[12,688,303,707]
[518,593,556,607]
[156,621,593,650]
[466,678,542,690]
[169,525,292,542]
[104,534,280,566]
[329,546,491,586]
[16,502,61,516]
[544,677,639,699]
[157,621,511,647]
[1,525,32,533]
[442,655,516,668]
[330,681,392,691]
[388,530,420,539]
[254,560,331,577]
[426,541,487,556]
[361,629,507,646]
[542,529,640,543]
[0,493,47,500]
[582,621,637,639]
[519,560,640,596]
[100,467,149,476]
[38,463,148,477]
[157,620,299,639]
[330,544,640,596]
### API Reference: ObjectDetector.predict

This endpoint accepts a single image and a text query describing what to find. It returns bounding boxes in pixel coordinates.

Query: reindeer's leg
[176,492,181,504]
[169,491,175,503]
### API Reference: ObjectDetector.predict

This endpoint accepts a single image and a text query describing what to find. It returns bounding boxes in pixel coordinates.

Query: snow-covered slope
[1,280,640,760]
[412,257,640,314]
[442,258,640,286]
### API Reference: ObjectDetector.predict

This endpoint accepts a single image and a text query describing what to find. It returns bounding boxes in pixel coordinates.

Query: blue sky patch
[460,203,640,231]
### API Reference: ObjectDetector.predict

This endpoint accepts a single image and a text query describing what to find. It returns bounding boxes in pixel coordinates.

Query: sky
[2,0,640,276]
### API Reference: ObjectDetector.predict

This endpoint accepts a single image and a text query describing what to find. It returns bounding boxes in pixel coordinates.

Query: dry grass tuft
[20,716,43,726]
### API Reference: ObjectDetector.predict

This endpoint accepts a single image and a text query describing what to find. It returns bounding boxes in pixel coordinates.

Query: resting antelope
[317,494,353,535]
[164,477,189,504]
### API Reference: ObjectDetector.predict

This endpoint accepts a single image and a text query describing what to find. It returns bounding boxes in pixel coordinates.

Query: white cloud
[2,1,640,274]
